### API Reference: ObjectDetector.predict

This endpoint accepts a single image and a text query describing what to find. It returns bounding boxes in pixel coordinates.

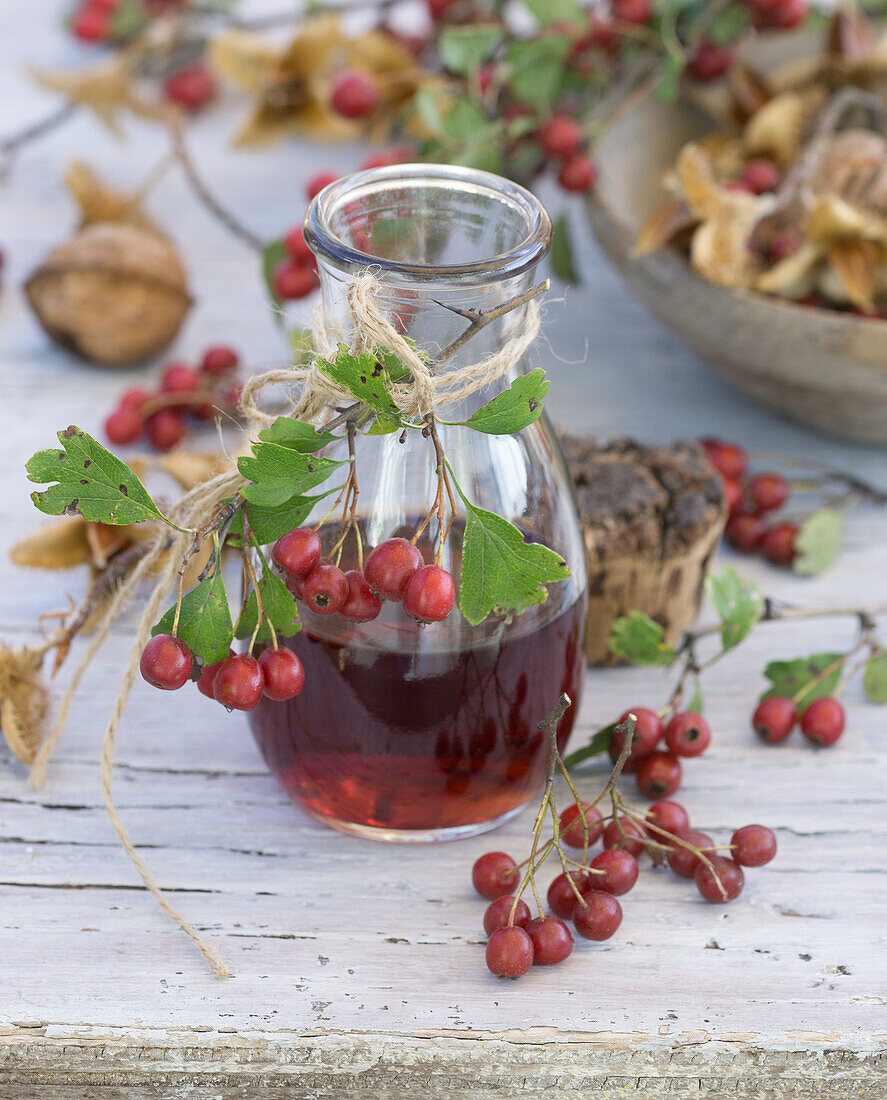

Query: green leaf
[506,37,571,114]
[686,675,704,715]
[153,569,234,665]
[439,25,502,76]
[793,508,844,577]
[704,566,763,652]
[863,652,887,704]
[261,239,288,322]
[237,444,346,508]
[238,490,338,545]
[518,0,582,25]
[655,53,685,102]
[257,417,339,453]
[27,427,170,528]
[456,370,548,435]
[562,723,616,769]
[761,652,844,707]
[412,86,446,136]
[317,344,407,431]
[455,489,571,626]
[550,213,579,285]
[708,3,750,44]
[608,611,677,666]
[443,96,492,144]
[235,569,300,643]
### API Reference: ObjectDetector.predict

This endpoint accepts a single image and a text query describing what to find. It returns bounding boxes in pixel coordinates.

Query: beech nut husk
[25,222,192,366]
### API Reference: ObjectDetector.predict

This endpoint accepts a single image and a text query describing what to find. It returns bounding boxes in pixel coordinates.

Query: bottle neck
[315,263,539,420]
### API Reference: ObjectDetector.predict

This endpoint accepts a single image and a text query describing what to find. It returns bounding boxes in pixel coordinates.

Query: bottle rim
[304,163,552,283]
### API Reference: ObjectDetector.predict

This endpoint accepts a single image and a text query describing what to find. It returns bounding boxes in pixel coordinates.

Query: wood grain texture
[0,2,885,1096]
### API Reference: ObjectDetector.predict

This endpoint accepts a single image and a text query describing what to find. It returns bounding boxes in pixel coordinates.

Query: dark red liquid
[249,599,585,834]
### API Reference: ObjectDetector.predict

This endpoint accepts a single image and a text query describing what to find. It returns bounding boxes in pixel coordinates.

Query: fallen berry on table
[726,511,768,553]
[485,925,534,978]
[645,799,690,837]
[558,801,604,848]
[749,472,789,512]
[666,830,713,878]
[731,824,777,867]
[695,855,745,902]
[752,696,797,743]
[104,405,143,446]
[664,711,711,757]
[526,915,573,965]
[590,849,639,895]
[635,750,682,799]
[573,890,623,941]
[609,706,663,771]
[603,816,647,857]
[700,438,747,480]
[799,696,845,747]
[761,522,798,566]
[483,895,531,935]
[201,345,239,376]
[472,851,519,900]
[146,408,186,451]
[547,871,591,919]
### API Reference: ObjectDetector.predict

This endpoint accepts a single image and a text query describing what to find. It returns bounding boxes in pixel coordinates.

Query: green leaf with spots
[235,568,300,643]
[761,652,844,708]
[453,475,570,626]
[153,569,234,665]
[456,370,548,435]
[793,507,844,577]
[705,567,763,652]
[863,652,887,704]
[317,344,408,431]
[27,427,171,528]
[608,611,677,666]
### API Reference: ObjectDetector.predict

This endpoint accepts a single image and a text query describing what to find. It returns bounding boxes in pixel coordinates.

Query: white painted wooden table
[1,3,885,1097]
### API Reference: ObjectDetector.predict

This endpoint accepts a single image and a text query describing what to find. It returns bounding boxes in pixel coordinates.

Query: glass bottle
[248,164,587,841]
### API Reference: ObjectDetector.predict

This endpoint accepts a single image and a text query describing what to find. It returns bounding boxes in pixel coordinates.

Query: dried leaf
[757,240,823,298]
[0,645,49,766]
[31,55,166,136]
[64,160,156,233]
[208,29,279,94]
[743,89,825,169]
[827,238,880,309]
[634,198,697,257]
[10,517,91,570]
[158,452,230,492]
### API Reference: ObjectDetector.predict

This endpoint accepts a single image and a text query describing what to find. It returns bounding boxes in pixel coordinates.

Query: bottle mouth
[304,164,552,284]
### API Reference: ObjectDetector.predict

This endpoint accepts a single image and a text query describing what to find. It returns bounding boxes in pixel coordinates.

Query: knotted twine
[27,271,541,979]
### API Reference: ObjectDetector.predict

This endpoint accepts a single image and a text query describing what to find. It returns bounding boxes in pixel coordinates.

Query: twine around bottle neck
[240,271,542,431]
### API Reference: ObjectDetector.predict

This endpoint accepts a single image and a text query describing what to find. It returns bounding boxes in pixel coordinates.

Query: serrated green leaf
[257,417,339,453]
[519,0,582,24]
[863,652,887,704]
[550,213,579,285]
[27,427,170,528]
[506,37,571,114]
[704,566,763,652]
[235,568,300,643]
[456,370,548,435]
[608,611,677,666]
[237,444,345,508]
[153,569,234,665]
[761,652,844,707]
[261,239,289,323]
[317,344,407,431]
[793,508,844,577]
[439,25,502,76]
[234,489,338,546]
[454,487,570,626]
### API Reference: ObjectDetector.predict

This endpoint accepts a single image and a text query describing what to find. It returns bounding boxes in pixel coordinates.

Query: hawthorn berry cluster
[473,793,777,979]
[104,345,242,451]
[753,691,845,748]
[140,632,305,710]
[273,529,455,625]
[607,705,711,800]
[703,437,803,567]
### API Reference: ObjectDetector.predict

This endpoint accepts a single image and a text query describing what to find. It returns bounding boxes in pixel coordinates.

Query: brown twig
[0,103,77,178]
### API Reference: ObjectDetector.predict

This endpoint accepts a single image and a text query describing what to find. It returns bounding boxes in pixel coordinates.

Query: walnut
[25,221,192,366]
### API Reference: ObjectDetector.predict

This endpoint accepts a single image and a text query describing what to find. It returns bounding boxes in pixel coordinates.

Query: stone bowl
[584,39,887,446]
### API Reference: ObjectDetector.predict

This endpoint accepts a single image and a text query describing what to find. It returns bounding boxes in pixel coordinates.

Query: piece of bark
[561,436,727,664]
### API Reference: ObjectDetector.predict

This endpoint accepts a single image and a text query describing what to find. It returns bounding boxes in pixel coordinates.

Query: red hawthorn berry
[749,473,789,513]
[558,155,597,192]
[687,40,734,82]
[283,226,314,265]
[700,438,747,480]
[273,260,318,301]
[752,696,797,744]
[726,511,768,554]
[163,64,216,112]
[760,522,798,566]
[305,172,339,201]
[799,696,845,747]
[741,159,782,195]
[612,0,652,23]
[330,70,379,120]
[538,116,583,160]
[105,406,143,446]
